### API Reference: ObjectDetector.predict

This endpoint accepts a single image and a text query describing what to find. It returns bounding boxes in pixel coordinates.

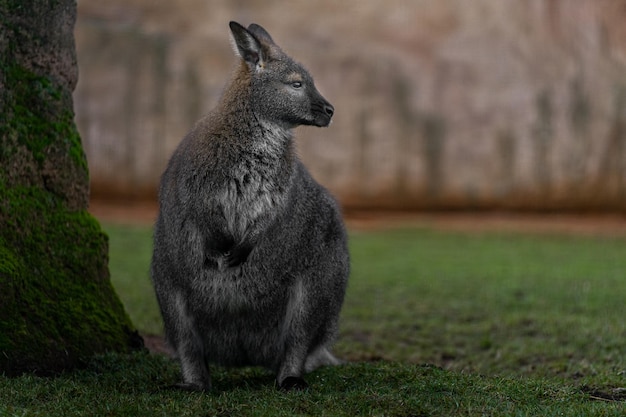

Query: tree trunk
[0,0,142,376]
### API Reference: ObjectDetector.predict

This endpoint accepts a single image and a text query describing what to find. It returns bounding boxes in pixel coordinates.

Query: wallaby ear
[247,23,275,45]
[229,21,264,69]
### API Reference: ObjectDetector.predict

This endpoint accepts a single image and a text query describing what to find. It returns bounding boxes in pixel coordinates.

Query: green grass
[104,223,161,335]
[0,353,619,416]
[2,222,625,416]
[340,229,626,379]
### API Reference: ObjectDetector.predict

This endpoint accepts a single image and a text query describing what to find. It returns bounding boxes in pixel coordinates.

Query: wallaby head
[228,21,334,129]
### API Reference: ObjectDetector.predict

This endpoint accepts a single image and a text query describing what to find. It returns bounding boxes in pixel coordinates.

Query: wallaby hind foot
[278,376,309,392]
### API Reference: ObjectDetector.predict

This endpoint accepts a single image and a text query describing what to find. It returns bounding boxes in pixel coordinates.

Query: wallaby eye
[291,81,303,89]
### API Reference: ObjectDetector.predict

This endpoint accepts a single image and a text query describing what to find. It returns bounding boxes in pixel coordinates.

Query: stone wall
[75,0,626,210]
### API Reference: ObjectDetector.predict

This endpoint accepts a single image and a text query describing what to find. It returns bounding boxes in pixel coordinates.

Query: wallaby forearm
[195,196,274,269]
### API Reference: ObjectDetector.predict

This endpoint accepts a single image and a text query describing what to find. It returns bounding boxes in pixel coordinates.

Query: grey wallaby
[150,21,349,391]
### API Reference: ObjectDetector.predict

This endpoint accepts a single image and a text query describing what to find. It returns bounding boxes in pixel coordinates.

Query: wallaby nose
[324,103,335,119]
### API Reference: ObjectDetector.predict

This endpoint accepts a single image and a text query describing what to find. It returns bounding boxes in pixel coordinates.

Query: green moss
[0,64,87,173]
[0,1,138,375]
[0,240,24,276]
[0,180,139,375]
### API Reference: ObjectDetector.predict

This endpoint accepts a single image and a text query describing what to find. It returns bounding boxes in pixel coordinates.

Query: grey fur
[150,21,349,391]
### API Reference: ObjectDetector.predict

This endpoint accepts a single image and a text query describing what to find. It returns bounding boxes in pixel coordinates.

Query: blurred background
[75,0,626,212]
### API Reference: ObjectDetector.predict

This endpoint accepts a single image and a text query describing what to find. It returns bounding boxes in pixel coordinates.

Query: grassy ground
[2,221,625,416]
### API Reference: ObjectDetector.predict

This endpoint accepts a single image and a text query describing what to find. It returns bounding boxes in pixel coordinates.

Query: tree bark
[0,0,142,376]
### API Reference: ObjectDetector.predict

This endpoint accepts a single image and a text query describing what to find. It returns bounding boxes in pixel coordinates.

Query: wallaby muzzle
[311,96,334,127]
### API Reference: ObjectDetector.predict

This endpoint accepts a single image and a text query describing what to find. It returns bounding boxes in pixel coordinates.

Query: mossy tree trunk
[0,0,142,375]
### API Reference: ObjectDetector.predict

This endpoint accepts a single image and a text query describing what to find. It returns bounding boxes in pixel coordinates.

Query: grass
[0,353,617,416]
[340,229,626,379]
[2,221,625,416]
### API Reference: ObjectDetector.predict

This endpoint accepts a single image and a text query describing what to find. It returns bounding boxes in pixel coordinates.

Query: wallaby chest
[206,130,294,240]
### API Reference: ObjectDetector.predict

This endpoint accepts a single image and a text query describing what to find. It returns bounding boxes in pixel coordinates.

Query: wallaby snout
[312,96,334,127]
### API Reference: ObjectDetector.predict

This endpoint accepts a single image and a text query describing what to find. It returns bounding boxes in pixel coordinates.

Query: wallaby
[150,21,349,391]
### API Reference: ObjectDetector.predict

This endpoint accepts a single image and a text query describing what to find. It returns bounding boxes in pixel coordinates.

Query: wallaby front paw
[225,243,253,267]
[203,257,219,269]
[278,376,309,391]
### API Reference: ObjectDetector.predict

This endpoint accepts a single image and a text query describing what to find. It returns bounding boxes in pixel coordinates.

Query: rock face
[75,0,626,210]
[0,0,140,376]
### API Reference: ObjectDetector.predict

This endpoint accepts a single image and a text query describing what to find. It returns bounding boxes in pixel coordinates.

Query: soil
[141,334,173,356]
[89,199,626,236]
